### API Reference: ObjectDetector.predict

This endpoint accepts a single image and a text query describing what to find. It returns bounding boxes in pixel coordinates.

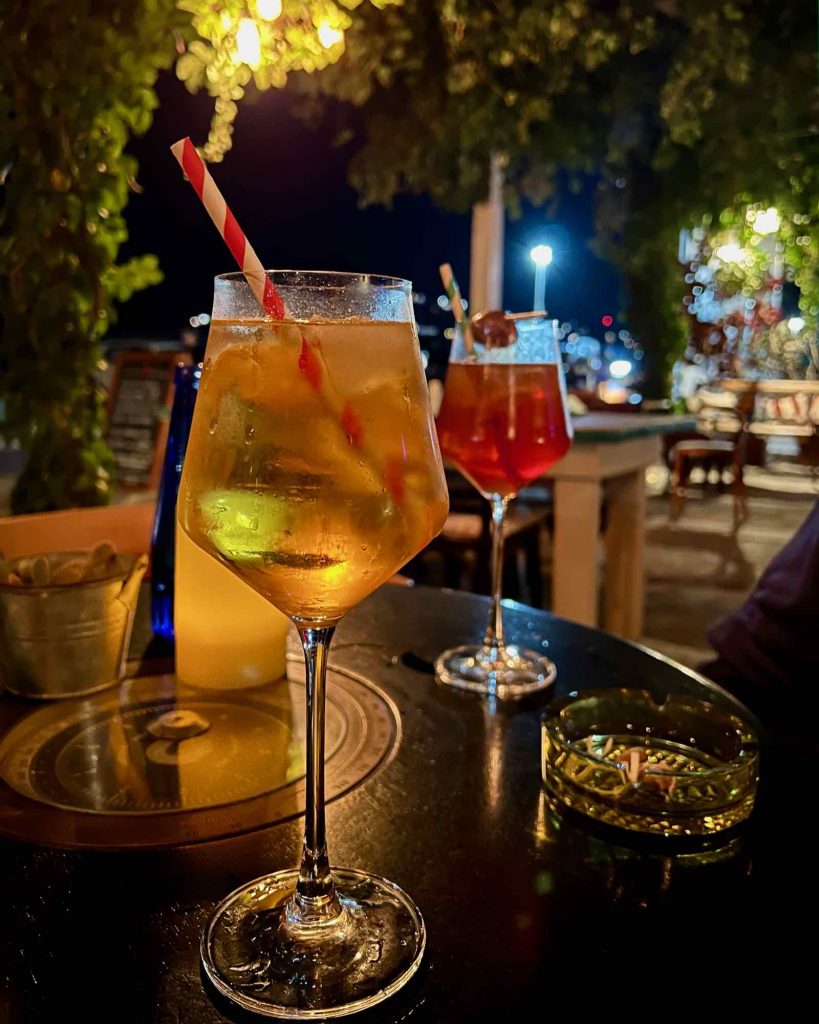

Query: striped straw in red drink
[170,137,285,321]
[439,263,474,353]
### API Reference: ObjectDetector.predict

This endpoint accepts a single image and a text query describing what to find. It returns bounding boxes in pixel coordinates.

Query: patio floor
[642,462,818,668]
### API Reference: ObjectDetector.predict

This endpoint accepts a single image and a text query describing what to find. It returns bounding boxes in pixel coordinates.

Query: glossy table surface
[0,586,805,1019]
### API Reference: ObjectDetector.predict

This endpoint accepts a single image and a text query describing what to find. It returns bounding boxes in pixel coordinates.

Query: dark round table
[0,586,805,1019]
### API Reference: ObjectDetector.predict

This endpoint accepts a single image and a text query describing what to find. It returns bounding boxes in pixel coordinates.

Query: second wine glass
[435,314,572,699]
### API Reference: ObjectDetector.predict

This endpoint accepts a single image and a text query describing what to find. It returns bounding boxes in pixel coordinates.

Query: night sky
[117,72,622,342]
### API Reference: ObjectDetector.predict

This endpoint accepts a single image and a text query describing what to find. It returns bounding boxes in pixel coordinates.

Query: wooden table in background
[547,413,696,639]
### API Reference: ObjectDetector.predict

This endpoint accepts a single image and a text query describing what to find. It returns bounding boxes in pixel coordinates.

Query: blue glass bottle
[151,363,201,641]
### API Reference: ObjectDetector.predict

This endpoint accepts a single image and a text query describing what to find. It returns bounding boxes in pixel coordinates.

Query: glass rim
[214,269,412,292]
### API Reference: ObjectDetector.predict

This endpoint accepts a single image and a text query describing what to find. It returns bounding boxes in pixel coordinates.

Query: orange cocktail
[184,272,448,1020]
[180,317,448,626]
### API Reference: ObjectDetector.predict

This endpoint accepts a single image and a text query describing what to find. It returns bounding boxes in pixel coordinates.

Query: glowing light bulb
[530,244,553,266]
[749,206,780,235]
[256,0,282,20]
[788,316,806,333]
[716,242,745,264]
[317,21,344,48]
[235,19,262,68]
[609,359,632,379]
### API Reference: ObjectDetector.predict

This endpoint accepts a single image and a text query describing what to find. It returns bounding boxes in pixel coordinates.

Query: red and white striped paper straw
[170,137,285,320]
[169,136,405,505]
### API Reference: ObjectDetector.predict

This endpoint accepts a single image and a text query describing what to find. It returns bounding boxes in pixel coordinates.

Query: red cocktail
[436,362,572,498]
[434,312,573,700]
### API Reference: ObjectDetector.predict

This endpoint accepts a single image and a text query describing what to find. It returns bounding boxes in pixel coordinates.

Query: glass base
[435,643,556,700]
[201,867,425,1019]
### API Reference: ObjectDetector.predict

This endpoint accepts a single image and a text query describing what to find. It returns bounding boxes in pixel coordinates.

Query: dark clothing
[701,501,819,730]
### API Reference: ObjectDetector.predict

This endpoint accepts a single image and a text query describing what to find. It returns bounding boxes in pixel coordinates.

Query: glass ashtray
[541,689,759,837]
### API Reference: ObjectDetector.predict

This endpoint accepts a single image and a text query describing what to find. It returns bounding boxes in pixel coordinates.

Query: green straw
[439,263,475,353]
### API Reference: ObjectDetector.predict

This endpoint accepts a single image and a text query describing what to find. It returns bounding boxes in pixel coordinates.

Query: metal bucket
[0,553,148,699]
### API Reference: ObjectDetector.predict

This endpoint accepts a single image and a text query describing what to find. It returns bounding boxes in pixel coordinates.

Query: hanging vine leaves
[292,0,818,395]
[0,1,182,512]
[176,0,402,162]
[0,0,398,513]
[3,2,817,517]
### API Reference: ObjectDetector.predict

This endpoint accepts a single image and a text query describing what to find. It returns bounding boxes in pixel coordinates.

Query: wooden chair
[412,470,551,606]
[670,384,757,530]
[669,437,749,530]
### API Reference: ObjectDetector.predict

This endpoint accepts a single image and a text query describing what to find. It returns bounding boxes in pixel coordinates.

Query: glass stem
[292,624,342,924]
[483,495,509,651]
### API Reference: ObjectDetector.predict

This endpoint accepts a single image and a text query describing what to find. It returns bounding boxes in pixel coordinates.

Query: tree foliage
[176,0,401,162]
[296,0,818,395]
[3,3,816,518]
[1,1,180,512]
[1,0,397,513]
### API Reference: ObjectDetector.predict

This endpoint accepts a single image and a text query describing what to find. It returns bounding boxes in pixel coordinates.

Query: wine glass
[434,313,572,700]
[179,271,449,1018]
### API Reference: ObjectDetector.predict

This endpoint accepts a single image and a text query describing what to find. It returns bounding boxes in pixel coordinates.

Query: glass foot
[201,867,425,1019]
[435,643,556,700]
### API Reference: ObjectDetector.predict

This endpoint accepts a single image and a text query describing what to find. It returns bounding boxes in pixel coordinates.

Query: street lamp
[530,244,553,311]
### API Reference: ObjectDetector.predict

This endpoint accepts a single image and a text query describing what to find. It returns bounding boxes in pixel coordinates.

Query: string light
[235,18,262,67]
[748,207,781,235]
[716,242,745,264]
[177,3,380,162]
[256,0,282,20]
[317,21,344,48]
